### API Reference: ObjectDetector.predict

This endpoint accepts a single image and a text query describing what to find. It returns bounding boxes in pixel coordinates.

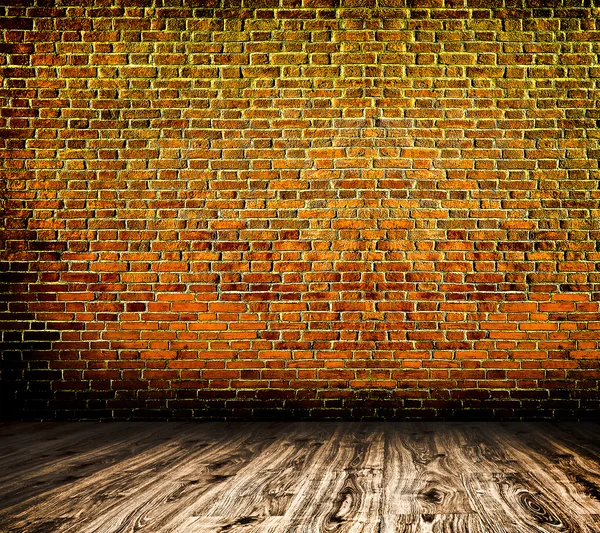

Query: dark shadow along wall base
[1,0,600,420]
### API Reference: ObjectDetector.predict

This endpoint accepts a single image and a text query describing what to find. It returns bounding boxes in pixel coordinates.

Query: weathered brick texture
[1,0,599,420]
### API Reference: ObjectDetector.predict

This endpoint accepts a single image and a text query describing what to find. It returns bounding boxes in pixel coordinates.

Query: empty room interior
[1,0,600,531]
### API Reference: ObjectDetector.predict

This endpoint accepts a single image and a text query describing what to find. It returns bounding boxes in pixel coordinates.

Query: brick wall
[1,0,599,420]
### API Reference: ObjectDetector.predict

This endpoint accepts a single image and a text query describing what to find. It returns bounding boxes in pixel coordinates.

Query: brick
[1,2,598,422]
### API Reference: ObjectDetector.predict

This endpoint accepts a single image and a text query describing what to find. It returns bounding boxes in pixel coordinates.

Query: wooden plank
[180,423,370,532]
[0,422,72,451]
[199,422,340,519]
[87,422,328,533]
[463,471,597,533]
[446,422,521,474]
[69,422,287,533]
[381,513,488,533]
[269,422,385,533]
[177,515,281,533]
[382,423,474,516]
[541,422,600,464]
[0,422,190,510]
[0,422,283,533]
[485,422,600,516]
[0,422,128,470]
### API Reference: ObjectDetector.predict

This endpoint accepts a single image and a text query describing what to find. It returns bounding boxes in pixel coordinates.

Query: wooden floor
[0,422,600,532]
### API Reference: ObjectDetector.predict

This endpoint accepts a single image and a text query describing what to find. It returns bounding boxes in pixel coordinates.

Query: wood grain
[381,513,488,533]
[0,421,599,533]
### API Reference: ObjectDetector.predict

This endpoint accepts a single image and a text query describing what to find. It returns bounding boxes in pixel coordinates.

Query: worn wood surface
[0,422,599,533]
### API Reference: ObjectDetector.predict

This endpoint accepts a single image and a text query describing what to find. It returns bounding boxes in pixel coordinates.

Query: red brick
[1,3,598,421]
